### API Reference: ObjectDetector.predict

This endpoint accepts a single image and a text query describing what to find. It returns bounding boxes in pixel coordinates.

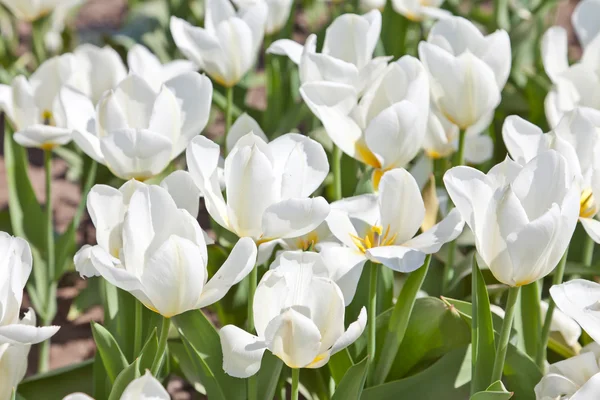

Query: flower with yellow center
[220,251,366,378]
[390,0,451,21]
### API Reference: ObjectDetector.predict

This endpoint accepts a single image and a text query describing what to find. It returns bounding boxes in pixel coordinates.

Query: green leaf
[332,357,369,400]
[169,341,206,395]
[108,358,141,400]
[93,353,110,399]
[328,349,354,385]
[472,258,496,393]
[471,380,514,400]
[18,360,93,398]
[172,309,246,400]
[362,347,470,400]
[91,321,129,383]
[138,328,158,372]
[257,352,283,400]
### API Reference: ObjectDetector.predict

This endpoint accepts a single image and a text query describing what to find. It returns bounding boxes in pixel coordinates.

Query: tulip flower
[0,54,78,149]
[551,279,600,346]
[74,179,257,318]
[233,0,293,35]
[268,10,389,95]
[186,132,330,250]
[0,0,79,21]
[170,0,267,88]
[444,151,579,287]
[540,300,582,349]
[502,108,600,244]
[0,232,59,344]
[0,340,30,400]
[63,371,169,400]
[535,342,600,399]
[390,0,451,21]
[72,44,127,103]
[322,168,464,302]
[127,44,197,92]
[220,251,366,377]
[418,16,510,130]
[542,1,600,127]
[360,0,385,11]
[300,56,429,188]
[61,72,212,180]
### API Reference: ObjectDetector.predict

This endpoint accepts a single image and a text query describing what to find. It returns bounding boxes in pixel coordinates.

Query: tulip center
[350,225,397,254]
[580,188,598,219]
[296,232,319,251]
[42,110,55,126]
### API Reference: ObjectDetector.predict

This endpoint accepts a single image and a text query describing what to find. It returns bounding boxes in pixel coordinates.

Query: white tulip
[323,168,464,303]
[74,179,257,318]
[63,371,169,400]
[0,0,79,21]
[268,10,389,95]
[220,251,367,377]
[233,0,293,35]
[502,108,600,244]
[170,0,267,87]
[0,54,78,149]
[535,342,600,399]
[418,16,510,130]
[43,0,83,53]
[444,151,580,287]
[186,131,330,248]
[61,72,212,180]
[572,0,600,48]
[360,0,385,11]
[0,232,59,344]
[127,44,197,92]
[391,0,451,21]
[540,300,582,348]
[300,56,429,188]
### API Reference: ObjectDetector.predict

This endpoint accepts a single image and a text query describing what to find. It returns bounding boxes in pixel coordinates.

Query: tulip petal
[267,39,303,64]
[581,217,600,244]
[0,308,59,345]
[542,27,569,83]
[226,113,268,154]
[261,197,330,240]
[197,237,257,308]
[14,125,72,148]
[502,115,544,166]
[121,370,170,400]
[572,371,600,399]
[220,325,267,378]
[366,246,426,273]
[330,306,367,355]
[463,134,494,164]
[572,0,600,49]
[256,239,281,265]
[160,170,202,217]
[404,208,465,253]
[269,133,329,199]
[551,279,600,344]
[378,168,425,245]
[320,246,367,305]
[86,184,125,251]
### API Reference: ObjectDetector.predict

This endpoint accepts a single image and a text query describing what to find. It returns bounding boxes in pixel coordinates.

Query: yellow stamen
[297,232,319,251]
[580,188,598,219]
[355,142,381,169]
[350,225,397,254]
[42,110,54,126]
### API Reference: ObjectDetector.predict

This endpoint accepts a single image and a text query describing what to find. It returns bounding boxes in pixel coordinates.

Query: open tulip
[391,0,451,21]
[61,72,212,180]
[74,179,257,318]
[0,54,78,149]
[551,279,600,345]
[0,232,59,344]
[186,132,330,249]
[71,44,127,103]
[323,168,464,303]
[542,2,600,127]
[300,56,429,187]
[63,371,169,400]
[233,0,293,35]
[170,0,267,87]
[535,342,600,399]
[502,108,600,244]
[219,251,366,377]
[444,151,580,286]
[268,10,388,95]
[418,16,510,130]
[127,44,197,92]
[0,0,78,21]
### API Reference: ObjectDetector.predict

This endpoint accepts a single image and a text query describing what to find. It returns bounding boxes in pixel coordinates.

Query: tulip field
[3,0,600,398]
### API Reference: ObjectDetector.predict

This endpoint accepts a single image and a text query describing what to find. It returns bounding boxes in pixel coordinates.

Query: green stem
[583,234,595,268]
[151,317,171,376]
[31,17,47,65]
[491,286,520,383]
[247,264,258,400]
[291,368,300,400]
[442,241,456,295]
[332,146,342,200]
[453,129,467,167]
[37,330,51,373]
[133,300,143,358]
[367,261,379,386]
[520,281,542,360]
[225,85,234,137]
[536,247,569,368]
[470,255,478,396]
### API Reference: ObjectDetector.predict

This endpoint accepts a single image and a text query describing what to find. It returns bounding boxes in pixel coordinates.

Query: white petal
[502,115,544,165]
[572,372,600,400]
[220,325,267,378]
[463,134,494,164]
[261,197,330,240]
[121,370,170,400]
[330,307,367,354]
[14,125,71,148]
[160,170,202,217]
[0,320,59,345]
[366,246,427,273]
[226,113,268,155]
[540,300,582,347]
[197,237,257,307]
[542,27,570,82]
[572,0,600,49]
[320,246,367,305]
[267,39,303,64]
[86,184,125,251]
[551,279,600,343]
[581,217,600,244]
[404,208,465,253]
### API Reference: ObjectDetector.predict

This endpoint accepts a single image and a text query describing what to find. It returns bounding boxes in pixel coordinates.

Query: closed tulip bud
[170,0,267,88]
[233,0,293,35]
[186,132,330,249]
[219,251,366,377]
[418,16,510,130]
[444,151,580,287]
[63,371,169,400]
[74,179,257,318]
[61,72,212,180]
[391,0,451,21]
[0,233,59,344]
